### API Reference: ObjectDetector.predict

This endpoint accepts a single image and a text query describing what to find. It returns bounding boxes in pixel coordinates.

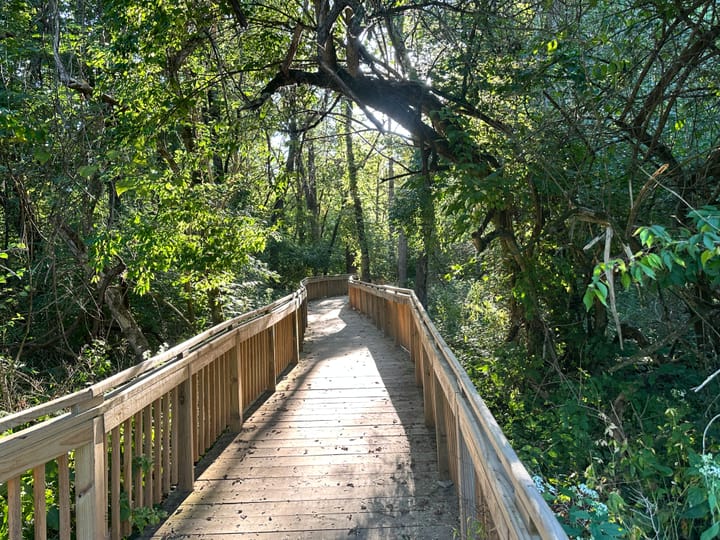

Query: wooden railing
[349,278,567,540]
[0,274,564,540]
[0,277,349,540]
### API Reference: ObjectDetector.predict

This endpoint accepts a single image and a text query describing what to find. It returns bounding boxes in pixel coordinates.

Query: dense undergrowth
[430,276,720,539]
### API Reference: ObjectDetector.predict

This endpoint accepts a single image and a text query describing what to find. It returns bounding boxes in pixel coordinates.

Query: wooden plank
[57,453,71,540]
[122,418,133,537]
[32,465,47,540]
[153,398,162,504]
[171,495,455,516]
[111,426,121,540]
[226,439,438,457]
[75,416,106,540]
[170,389,179,486]
[7,476,21,540]
[143,405,153,506]
[177,372,194,491]
[229,338,243,431]
[267,326,276,392]
[144,526,454,539]
[185,473,452,499]
[192,371,200,461]
[161,394,171,495]
[157,503,456,534]
[203,364,212,452]
[0,410,93,483]
[133,412,143,509]
[200,460,441,481]
[214,358,222,438]
[0,388,93,433]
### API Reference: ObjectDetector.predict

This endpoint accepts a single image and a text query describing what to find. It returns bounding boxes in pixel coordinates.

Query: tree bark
[344,100,371,282]
[105,286,150,358]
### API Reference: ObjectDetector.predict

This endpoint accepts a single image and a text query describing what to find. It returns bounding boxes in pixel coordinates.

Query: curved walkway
[145,297,459,539]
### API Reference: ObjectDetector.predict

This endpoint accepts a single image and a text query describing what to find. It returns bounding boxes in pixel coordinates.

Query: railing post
[433,377,451,480]
[422,346,434,427]
[412,319,421,386]
[177,370,194,491]
[75,416,107,540]
[292,305,301,359]
[7,477,21,540]
[229,335,244,431]
[267,326,277,392]
[456,411,477,539]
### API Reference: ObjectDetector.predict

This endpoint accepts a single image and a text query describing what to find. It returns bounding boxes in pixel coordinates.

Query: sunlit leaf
[78,165,99,178]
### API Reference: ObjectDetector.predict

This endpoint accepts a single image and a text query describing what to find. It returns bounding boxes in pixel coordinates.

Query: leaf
[595,281,609,306]
[703,233,719,251]
[638,263,656,279]
[583,286,596,311]
[638,227,651,246]
[701,521,720,540]
[701,250,713,268]
[662,251,674,270]
[644,253,663,269]
[34,148,51,164]
[115,179,137,196]
[78,164,99,178]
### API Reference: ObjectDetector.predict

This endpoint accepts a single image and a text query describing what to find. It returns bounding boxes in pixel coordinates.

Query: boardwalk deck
[144,297,460,539]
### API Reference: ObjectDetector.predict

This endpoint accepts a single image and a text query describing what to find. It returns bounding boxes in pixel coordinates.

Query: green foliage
[432,265,720,538]
[585,206,720,309]
[534,477,625,539]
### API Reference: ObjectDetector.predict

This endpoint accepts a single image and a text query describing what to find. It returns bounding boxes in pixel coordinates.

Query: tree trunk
[398,229,408,288]
[414,153,435,307]
[104,286,150,359]
[208,288,223,326]
[303,138,321,242]
[344,100,370,282]
[387,158,397,281]
[323,202,345,275]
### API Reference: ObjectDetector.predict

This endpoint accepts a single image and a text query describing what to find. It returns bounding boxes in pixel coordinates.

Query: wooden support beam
[177,373,194,492]
[57,453,71,540]
[267,326,277,392]
[75,416,107,540]
[7,476,21,540]
[33,465,47,540]
[433,378,451,480]
[422,346,434,427]
[110,427,121,540]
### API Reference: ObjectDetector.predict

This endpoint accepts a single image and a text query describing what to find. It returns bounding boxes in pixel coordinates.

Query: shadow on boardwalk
[143,297,459,539]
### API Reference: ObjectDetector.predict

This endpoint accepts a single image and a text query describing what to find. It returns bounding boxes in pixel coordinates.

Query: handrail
[0,276,350,540]
[348,278,567,540]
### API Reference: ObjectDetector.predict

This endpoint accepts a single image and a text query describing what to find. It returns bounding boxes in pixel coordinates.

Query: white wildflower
[532,475,545,494]
[578,483,599,499]
[699,453,720,480]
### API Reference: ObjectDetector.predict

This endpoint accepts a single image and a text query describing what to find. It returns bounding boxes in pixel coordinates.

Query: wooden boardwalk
[144,297,460,539]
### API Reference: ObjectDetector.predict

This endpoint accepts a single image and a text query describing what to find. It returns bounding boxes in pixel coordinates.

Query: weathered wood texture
[349,280,567,540]
[143,297,459,539]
